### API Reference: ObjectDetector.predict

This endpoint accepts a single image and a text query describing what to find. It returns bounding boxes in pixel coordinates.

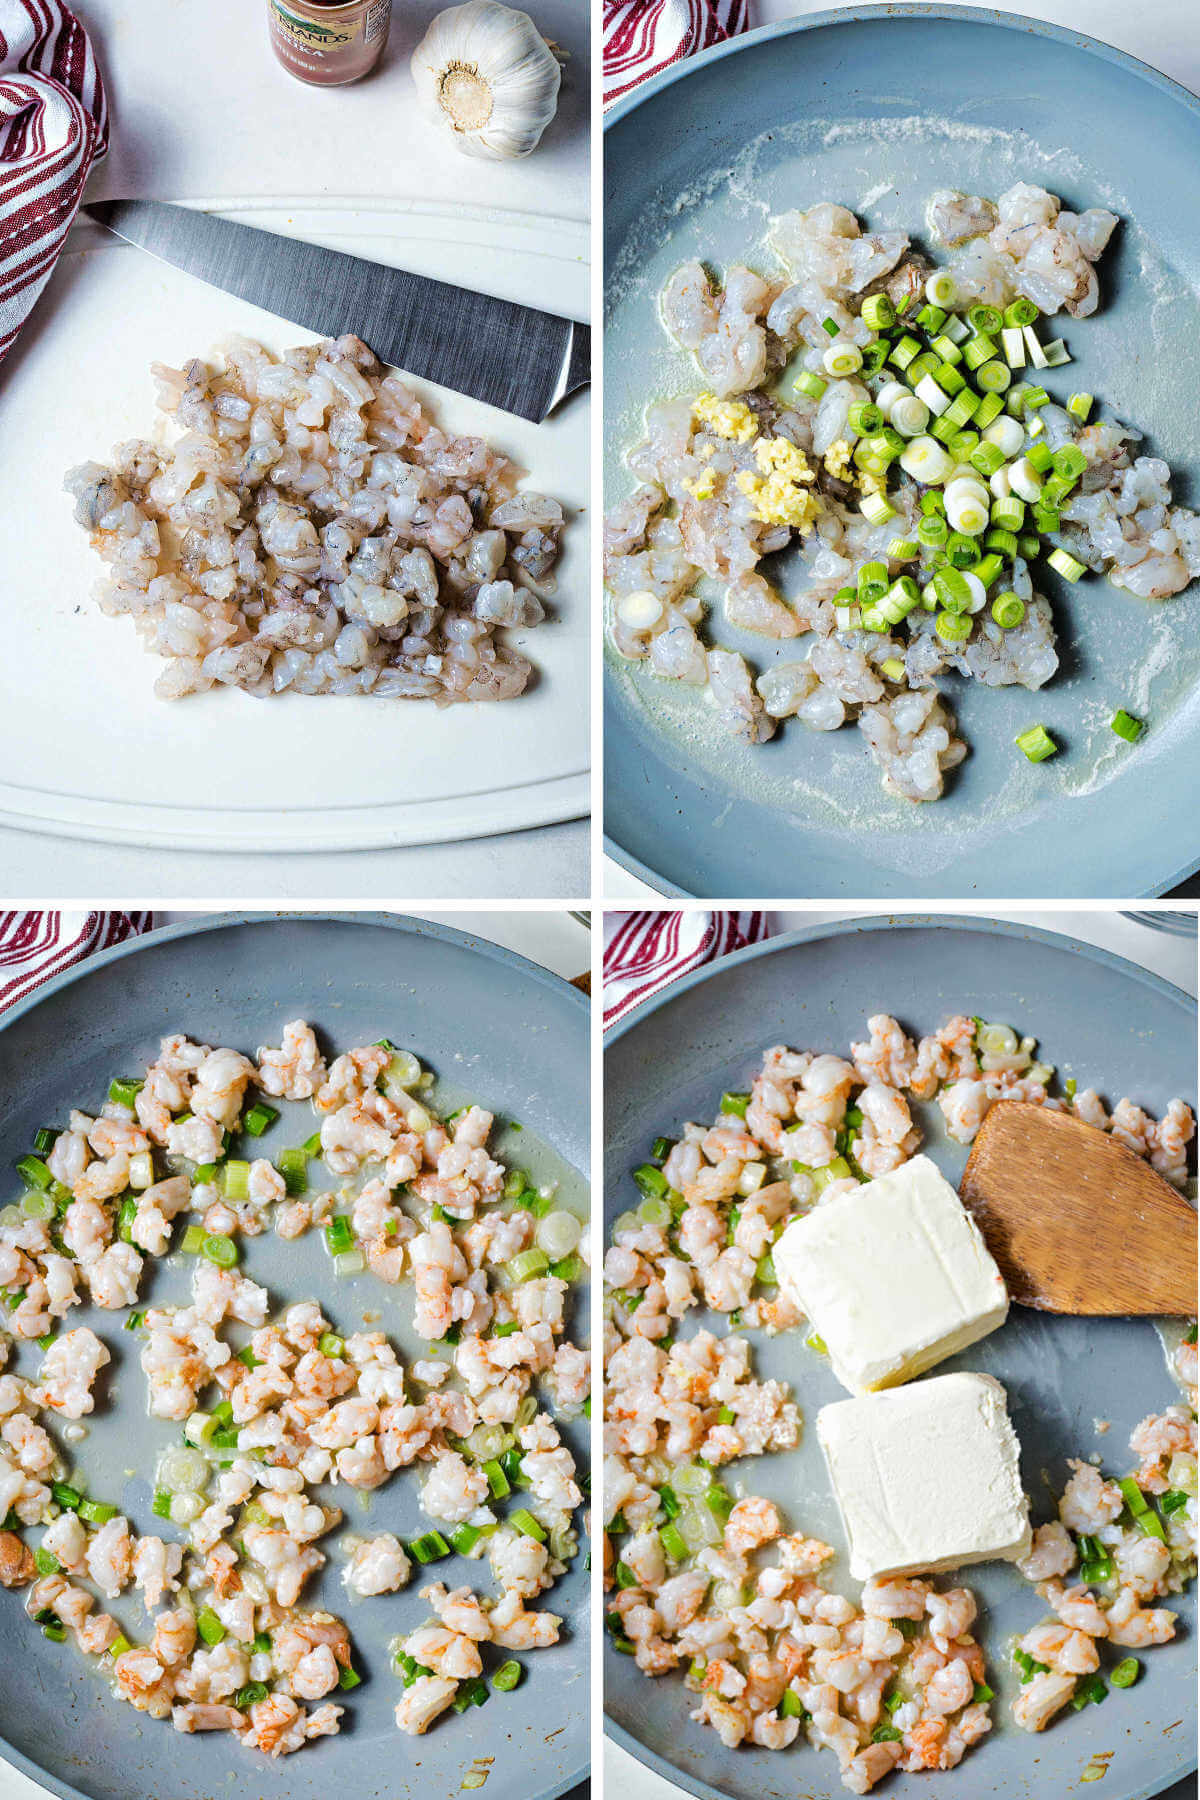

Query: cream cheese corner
[773,1152,1009,1395]
[816,1370,1032,1582]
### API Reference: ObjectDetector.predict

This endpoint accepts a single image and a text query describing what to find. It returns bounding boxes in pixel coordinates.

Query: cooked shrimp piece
[489,1590,562,1649]
[1011,1668,1076,1732]
[0,1530,34,1588]
[724,1496,781,1556]
[393,1673,459,1736]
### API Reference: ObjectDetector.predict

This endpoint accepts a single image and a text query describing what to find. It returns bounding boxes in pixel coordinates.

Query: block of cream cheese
[817,1371,1032,1581]
[773,1153,1008,1394]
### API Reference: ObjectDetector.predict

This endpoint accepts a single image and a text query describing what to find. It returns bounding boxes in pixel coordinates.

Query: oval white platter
[0,199,589,850]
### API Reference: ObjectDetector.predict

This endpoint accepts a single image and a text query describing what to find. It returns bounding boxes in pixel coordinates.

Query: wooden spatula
[960,1102,1197,1315]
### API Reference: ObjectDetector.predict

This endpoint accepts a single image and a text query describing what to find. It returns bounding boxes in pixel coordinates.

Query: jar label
[269,1,389,52]
[270,2,361,52]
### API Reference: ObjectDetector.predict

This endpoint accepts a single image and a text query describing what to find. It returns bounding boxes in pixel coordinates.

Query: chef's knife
[84,198,590,424]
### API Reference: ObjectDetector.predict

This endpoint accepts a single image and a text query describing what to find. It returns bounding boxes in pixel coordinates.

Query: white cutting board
[0,200,589,850]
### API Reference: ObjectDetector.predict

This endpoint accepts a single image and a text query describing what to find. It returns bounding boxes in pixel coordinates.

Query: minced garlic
[692,392,757,443]
[824,438,852,478]
[735,437,822,529]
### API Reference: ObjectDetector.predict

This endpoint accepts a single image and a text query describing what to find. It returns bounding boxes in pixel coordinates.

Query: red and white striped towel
[0,912,153,1013]
[604,910,771,1029]
[0,0,108,367]
[603,0,751,108]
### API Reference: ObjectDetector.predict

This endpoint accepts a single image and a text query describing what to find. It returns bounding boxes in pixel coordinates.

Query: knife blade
[84,198,590,424]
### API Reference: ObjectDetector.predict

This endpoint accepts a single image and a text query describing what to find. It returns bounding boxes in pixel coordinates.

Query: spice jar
[268,0,391,87]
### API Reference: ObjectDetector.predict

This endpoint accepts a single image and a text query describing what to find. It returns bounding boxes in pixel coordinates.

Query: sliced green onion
[506,1248,550,1284]
[220,1160,250,1202]
[15,1155,52,1192]
[848,401,885,436]
[888,537,918,561]
[860,490,895,527]
[931,332,963,366]
[962,332,998,371]
[1067,392,1094,423]
[492,1658,523,1692]
[859,295,895,334]
[151,1489,171,1518]
[78,1499,118,1524]
[633,1162,669,1197]
[1052,445,1087,482]
[302,1130,323,1156]
[660,1521,689,1563]
[1070,1673,1107,1711]
[196,1606,227,1646]
[484,1459,511,1500]
[324,1216,354,1256]
[108,1077,144,1109]
[924,270,958,308]
[1015,724,1058,763]
[1110,1657,1140,1688]
[992,592,1025,629]
[1134,1507,1166,1542]
[318,1331,345,1358]
[235,1682,269,1709]
[890,393,930,437]
[339,1664,363,1692]
[719,1092,750,1119]
[823,342,863,378]
[976,359,1011,393]
[936,610,972,644]
[872,1724,903,1743]
[510,1508,547,1543]
[1160,1488,1190,1515]
[241,1102,278,1138]
[1047,547,1086,583]
[780,1686,806,1719]
[889,334,921,370]
[794,369,827,401]
[199,1232,238,1269]
[407,1530,452,1563]
[276,1148,308,1196]
[1110,709,1144,743]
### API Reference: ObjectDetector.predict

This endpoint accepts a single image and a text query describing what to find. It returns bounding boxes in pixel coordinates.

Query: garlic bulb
[411,2,562,161]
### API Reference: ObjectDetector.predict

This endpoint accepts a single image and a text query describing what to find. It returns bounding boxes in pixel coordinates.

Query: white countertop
[24,0,591,900]
[0,905,589,1800]
[602,0,1200,903]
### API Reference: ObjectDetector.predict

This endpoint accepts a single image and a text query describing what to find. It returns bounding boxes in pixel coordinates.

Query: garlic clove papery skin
[411,1,563,161]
